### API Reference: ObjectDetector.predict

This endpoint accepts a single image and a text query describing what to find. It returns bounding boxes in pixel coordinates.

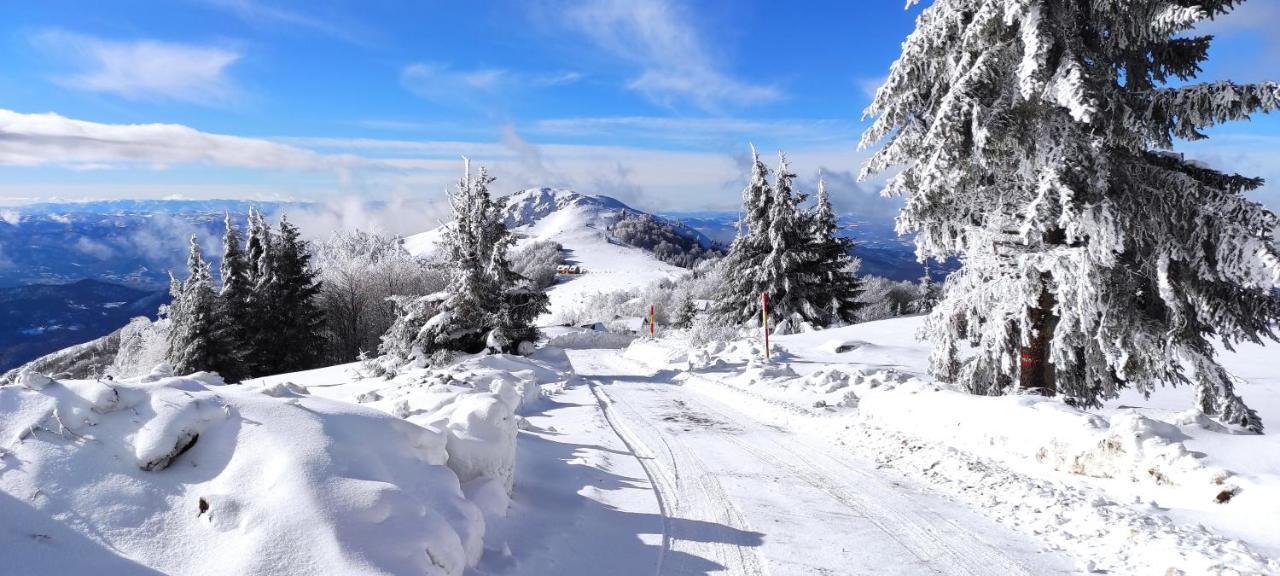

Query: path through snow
[481,348,1078,575]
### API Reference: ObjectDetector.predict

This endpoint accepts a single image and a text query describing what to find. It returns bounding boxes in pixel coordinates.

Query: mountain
[0,199,300,289]
[405,188,715,317]
[0,278,168,372]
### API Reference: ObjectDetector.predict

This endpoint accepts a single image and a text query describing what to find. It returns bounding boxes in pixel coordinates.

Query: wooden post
[649,304,656,337]
[762,292,770,361]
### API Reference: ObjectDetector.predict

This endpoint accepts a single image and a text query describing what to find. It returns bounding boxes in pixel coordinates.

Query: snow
[0,371,485,575]
[624,315,1280,574]
[402,188,692,321]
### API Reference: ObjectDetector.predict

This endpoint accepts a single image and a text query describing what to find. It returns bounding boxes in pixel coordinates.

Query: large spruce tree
[266,215,326,373]
[860,0,1280,431]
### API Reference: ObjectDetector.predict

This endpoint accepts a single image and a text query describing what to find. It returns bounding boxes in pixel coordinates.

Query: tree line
[165,209,325,381]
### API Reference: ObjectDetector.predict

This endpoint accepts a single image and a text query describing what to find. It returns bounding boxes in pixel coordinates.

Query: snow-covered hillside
[404,188,703,319]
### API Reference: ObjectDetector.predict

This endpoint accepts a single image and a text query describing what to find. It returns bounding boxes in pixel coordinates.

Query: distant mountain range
[0,278,168,372]
[0,199,302,289]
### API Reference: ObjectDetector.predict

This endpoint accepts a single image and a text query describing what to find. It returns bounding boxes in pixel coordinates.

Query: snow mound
[0,373,484,575]
[259,354,566,497]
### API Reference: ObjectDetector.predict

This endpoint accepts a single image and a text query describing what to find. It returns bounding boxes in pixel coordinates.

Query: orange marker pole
[649,304,656,337]
[762,292,770,360]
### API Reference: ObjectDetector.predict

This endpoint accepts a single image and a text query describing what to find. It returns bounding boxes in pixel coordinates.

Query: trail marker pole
[649,304,656,337]
[762,292,770,361]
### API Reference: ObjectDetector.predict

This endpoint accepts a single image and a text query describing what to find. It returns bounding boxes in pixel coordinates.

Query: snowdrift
[0,371,485,576]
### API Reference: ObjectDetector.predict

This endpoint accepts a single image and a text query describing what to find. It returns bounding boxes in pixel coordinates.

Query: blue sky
[1,0,1279,230]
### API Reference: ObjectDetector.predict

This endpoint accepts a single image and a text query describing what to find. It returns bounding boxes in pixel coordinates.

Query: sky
[1,0,1279,232]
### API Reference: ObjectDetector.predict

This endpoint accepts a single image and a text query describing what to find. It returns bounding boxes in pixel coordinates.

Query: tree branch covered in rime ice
[380,160,550,363]
[860,0,1280,432]
[314,231,446,363]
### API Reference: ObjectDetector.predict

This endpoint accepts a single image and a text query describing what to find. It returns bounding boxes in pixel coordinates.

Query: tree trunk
[1020,271,1058,396]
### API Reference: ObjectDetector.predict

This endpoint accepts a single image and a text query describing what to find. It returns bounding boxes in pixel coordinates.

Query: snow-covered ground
[1,353,571,575]
[622,316,1280,574]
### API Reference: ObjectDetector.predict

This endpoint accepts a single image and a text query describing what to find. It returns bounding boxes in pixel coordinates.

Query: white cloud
[74,237,115,260]
[0,107,893,216]
[0,108,341,170]
[560,0,780,111]
[34,30,242,104]
[400,62,582,107]
[201,0,377,46]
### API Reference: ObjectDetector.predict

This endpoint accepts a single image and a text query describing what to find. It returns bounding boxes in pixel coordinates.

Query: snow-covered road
[558,349,1077,576]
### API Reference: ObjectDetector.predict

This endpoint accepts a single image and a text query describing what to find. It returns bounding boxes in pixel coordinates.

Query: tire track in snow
[574,352,768,576]
[570,349,1074,576]
[584,376,673,576]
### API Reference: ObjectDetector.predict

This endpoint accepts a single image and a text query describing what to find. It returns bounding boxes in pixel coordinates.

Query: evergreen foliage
[809,173,863,325]
[381,160,550,362]
[714,147,863,332]
[860,0,1280,431]
[164,210,326,381]
[166,236,241,379]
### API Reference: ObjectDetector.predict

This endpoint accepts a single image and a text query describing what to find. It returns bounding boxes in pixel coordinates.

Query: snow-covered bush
[314,230,446,362]
[509,239,563,291]
[109,316,170,379]
[856,276,925,322]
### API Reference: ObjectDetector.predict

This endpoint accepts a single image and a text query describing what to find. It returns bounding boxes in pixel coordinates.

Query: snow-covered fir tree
[381,160,549,362]
[860,0,1280,431]
[263,215,326,373]
[166,236,240,378]
[809,173,863,325]
[673,297,698,329]
[713,146,776,326]
[913,264,941,314]
[714,149,862,333]
[761,153,824,332]
[242,206,274,373]
[215,212,252,380]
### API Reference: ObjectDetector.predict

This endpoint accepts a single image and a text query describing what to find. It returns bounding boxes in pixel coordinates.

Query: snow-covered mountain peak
[404,187,710,319]
[498,188,630,230]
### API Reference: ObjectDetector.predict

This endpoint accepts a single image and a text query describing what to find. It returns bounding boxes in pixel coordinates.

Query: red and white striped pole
[761,292,770,361]
[649,304,656,337]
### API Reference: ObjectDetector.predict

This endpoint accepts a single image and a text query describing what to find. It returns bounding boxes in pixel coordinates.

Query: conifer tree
[860,0,1280,431]
[241,206,274,374]
[761,153,822,332]
[266,215,326,373]
[713,146,774,326]
[166,236,239,378]
[382,160,548,361]
[809,173,863,325]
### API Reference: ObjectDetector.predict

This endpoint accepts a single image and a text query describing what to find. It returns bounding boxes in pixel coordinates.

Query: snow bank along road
[562,349,1077,575]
